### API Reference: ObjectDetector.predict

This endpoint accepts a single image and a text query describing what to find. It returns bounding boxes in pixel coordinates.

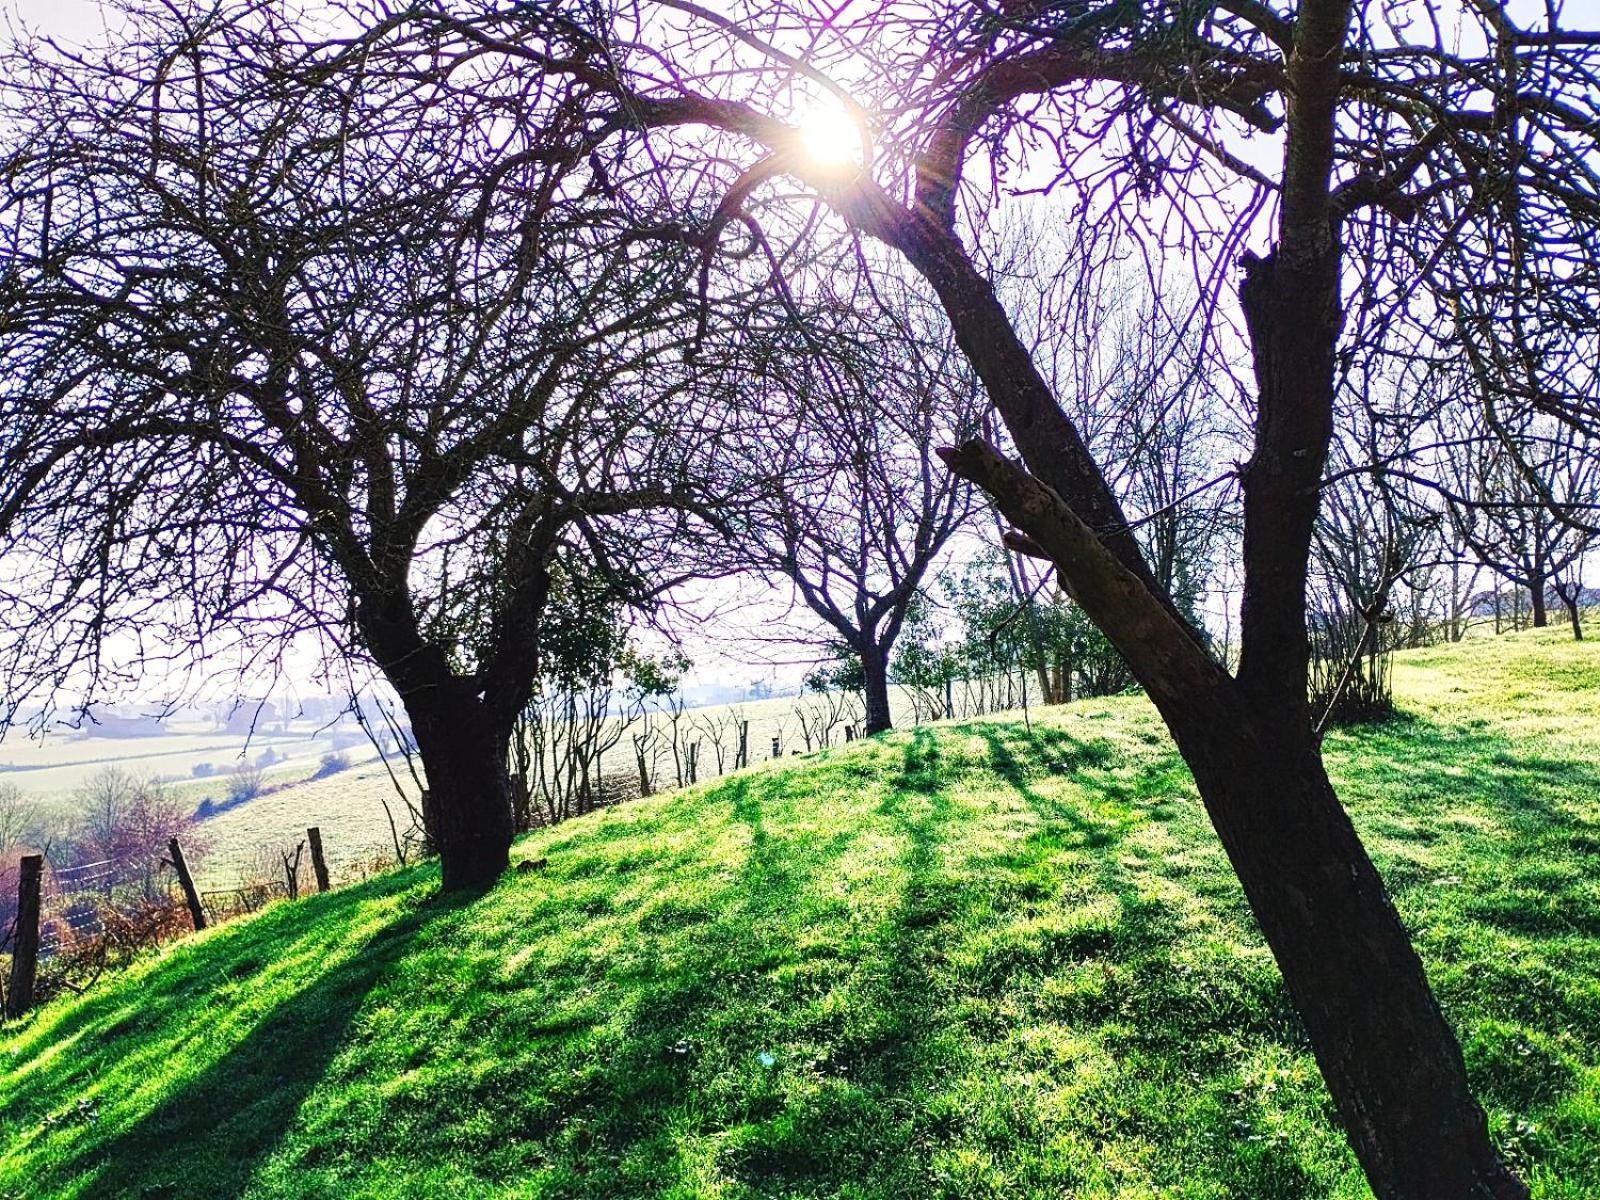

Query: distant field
[5,686,995,885]
[188,688,935,884]
[1,728,369,807]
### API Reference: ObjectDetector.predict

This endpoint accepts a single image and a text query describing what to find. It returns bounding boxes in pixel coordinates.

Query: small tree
[1448,416,1596,636]
[0,782,42,854]
[733,287,980,734]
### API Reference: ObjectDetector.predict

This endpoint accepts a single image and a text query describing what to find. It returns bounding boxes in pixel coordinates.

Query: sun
[798,103,863,170]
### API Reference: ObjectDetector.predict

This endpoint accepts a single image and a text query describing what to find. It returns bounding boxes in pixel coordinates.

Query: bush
[225,763,265,804]
[312,751,350,779]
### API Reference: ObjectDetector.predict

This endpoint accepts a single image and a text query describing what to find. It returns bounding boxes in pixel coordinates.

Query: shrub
[312,751,351,779]
[225,763,265,804]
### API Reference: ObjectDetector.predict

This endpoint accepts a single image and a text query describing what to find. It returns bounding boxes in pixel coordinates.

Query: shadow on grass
[10,875,464,1200]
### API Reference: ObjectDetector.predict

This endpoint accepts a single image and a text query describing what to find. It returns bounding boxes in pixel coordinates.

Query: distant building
[223,700,279,735]
[79,712,168,738]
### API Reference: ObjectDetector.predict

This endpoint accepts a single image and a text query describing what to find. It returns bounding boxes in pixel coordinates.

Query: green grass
[2,629,1598,1198]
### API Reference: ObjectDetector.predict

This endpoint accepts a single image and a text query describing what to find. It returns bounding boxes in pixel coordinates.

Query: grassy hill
[2,631,1597,1199]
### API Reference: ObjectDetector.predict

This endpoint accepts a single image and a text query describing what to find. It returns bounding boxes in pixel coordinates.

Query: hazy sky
[4,0,104,39]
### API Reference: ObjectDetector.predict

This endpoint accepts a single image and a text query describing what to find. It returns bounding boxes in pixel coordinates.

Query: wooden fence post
[168,837,207,932]
[307,827,331,894]
[771,735,781,759]
[4,854,42,1020]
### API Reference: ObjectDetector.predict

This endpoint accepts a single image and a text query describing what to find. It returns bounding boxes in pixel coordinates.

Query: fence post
[168,837,207,932]
[771,735,781,759]
[4,854,42,1020]
[306,827,331,894]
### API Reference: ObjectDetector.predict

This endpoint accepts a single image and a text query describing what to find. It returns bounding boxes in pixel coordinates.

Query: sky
[4,0,102,39]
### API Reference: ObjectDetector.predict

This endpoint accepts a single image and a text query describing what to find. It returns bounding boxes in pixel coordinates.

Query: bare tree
[413,0,1600,1190]
[0,782,43,854]
[0,5,742,888]
[1448,415,1597,637]
[734,288,980,733]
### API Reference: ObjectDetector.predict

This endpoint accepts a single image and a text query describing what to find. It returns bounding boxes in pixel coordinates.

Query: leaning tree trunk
[859,641,893,735]
[1161,682,1523,1198]
[947,439,1527,1199]
[404,686,517,890]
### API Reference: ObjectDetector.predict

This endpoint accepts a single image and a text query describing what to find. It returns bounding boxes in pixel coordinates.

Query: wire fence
[4,824,350,1017]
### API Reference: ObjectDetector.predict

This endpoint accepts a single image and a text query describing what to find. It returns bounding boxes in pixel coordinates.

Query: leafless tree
[0,4,749,888]
[732,286,981,733]
[0,783,43,855]
[1448,414,1597,637]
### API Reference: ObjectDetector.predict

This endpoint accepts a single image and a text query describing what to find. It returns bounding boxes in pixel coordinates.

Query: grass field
[1,629,1596,1198]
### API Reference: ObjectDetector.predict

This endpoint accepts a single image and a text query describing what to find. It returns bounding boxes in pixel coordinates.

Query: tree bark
[1166,696,1523,1199]
[405,687,516,890]
[859,641,893,734]
[1529,575,1548,628]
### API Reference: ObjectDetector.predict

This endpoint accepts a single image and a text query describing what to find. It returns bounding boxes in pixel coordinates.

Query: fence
[2,825,338,1022]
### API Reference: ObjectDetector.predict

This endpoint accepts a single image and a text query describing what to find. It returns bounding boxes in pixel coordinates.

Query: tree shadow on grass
[711,729,969,1193]
[37,883,470,1200]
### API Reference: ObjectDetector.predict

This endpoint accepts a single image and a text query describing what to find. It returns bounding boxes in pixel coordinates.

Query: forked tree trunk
[859,641,893,735]
[354,561,548,892]
[406,689,516,890]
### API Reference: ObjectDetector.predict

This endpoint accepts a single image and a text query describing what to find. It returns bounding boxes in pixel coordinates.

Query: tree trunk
[1158,689,1525,1199]
[1558,584,1583,641]
[859,642,893,735]
[1529,575,1548,628]
[406,689,516,890]
[949,441,1526,1199]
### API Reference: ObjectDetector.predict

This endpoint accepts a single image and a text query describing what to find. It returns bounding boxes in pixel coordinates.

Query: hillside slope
[2,631,1598,1199]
